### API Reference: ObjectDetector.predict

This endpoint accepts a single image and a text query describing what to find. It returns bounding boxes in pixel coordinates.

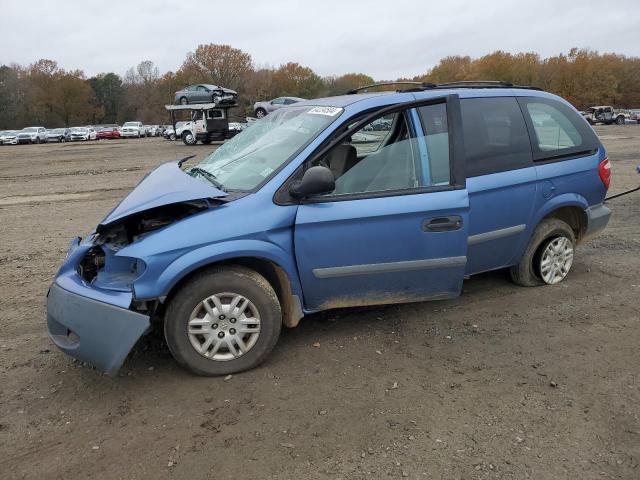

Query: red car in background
[96,127,121,139]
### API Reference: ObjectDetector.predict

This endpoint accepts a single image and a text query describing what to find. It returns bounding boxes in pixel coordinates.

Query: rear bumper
[583,203,611,241]
[47,282,150,375]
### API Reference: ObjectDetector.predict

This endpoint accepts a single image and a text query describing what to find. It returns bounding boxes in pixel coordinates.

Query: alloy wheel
[539,236,574,284]
[187,292,261,361]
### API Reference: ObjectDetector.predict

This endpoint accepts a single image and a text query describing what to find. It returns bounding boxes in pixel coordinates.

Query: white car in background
[17,126,48,144]
[121,121,146,138]
[0,130,19,145]
[69,127,97,141]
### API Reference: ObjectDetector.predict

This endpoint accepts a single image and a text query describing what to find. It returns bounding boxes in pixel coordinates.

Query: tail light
[598,158,611,190]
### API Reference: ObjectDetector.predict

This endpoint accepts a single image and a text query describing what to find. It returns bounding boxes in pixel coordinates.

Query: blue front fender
[132,239,303,302]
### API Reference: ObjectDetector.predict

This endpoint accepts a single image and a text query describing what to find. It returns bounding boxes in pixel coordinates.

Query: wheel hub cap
[540,236,574,285]
[187,292,261,361]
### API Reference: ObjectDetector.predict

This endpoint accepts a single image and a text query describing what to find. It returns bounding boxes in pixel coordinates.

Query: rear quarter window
[460,97,532,177]
[517,97,599,161]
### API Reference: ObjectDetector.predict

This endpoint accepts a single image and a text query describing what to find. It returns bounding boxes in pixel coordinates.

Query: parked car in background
[47,128,71,143]
[70,127,96,141]
[46,82,612,376]
[630,110,640,124]
[582,106,627,125]
[17,127,47,144]
[144,125,159,137]
[253,97,305,118]
[163,121,189,141]
[96,127,121,140]
[121,122,146,138]
[0,130,19,145]
[174,84,238,106]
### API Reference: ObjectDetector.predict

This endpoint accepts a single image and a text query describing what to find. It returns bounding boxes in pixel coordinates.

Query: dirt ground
[0,127,639,480]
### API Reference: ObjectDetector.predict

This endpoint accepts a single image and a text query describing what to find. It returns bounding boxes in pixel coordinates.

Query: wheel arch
[531,194,589,242]
[145,243,305,328]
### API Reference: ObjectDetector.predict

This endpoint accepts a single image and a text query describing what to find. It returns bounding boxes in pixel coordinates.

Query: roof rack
[346,82,431,94]
[346,80,542,94]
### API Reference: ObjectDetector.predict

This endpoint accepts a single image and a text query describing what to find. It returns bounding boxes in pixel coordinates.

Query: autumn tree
[273,62,325,99]
[326,73,375,95]
[180,44,253,92]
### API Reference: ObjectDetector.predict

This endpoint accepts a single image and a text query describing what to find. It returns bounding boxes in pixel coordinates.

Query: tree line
[1,45,639,129]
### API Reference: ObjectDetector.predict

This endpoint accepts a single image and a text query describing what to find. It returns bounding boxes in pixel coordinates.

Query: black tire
[180,96,188,105]
[509,218,576,287]
[164,266,282,376]
[35,137,40,144]
[169,133,176,141]
[255,108,267,118]
[616,116,625,125]
[182,131,196,145]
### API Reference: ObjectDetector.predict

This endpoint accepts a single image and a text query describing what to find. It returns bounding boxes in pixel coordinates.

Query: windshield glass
[123,122,138,127]
[191,105,343,191]
[51,129,64,133]
[22,127,37,133]
[72,127,87,133]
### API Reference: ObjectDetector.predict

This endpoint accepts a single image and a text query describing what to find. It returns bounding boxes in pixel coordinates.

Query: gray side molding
[313,256,467,279]
[468,224,526,246]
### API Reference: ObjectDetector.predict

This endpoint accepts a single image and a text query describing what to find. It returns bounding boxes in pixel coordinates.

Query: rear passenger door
[459,96,536,275]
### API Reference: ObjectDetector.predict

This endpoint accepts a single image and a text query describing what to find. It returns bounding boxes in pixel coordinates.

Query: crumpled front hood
[98,161,227,228]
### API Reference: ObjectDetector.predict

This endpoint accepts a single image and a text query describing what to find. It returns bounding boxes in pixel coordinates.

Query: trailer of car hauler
[165,102,240,145]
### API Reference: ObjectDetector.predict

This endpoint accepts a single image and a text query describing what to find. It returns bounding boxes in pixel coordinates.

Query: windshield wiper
[188,167,227,191]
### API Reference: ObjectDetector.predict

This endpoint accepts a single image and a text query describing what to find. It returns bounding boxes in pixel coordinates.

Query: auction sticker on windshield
[308,106,343,116]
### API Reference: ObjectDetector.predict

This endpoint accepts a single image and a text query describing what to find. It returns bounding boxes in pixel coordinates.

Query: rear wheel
[616,115,625,125]
[510,219,576,287]
[164,266,282,376]
[255,108,267,119]
[180,97,188,105]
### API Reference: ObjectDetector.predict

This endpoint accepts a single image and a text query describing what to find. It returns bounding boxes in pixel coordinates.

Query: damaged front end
[47,161,230,374]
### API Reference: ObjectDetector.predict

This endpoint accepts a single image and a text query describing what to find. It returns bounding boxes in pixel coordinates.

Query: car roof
[296,88,558,109]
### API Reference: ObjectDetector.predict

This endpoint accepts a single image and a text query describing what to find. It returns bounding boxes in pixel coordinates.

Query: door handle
[423,216,463,232]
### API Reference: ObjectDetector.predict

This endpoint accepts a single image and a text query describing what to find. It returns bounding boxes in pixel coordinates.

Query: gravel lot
[0,127,639,480]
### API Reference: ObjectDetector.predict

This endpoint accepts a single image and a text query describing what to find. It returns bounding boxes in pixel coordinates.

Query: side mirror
[289,166,335,199]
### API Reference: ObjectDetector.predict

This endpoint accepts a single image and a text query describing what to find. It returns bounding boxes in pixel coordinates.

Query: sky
[1,0,639,80]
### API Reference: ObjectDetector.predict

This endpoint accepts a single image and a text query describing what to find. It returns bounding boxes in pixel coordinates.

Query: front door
[293,96,470,312]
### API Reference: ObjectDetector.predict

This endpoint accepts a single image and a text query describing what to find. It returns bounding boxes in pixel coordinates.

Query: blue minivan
[47,81,612,376]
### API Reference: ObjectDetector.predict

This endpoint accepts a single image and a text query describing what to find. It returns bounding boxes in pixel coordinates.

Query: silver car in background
[17,127,48,144]
[0,130,19,145]
[253,97,305,118]
[174,84,238,105]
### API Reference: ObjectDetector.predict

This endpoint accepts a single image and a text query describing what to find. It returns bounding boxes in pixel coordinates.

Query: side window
[283,98,296,105]
[315,106,451,197]
[272,98,285,105]
[197,85,208,92]
[525,103,581,151]
[518,97,597,161]
[460,97,532,177]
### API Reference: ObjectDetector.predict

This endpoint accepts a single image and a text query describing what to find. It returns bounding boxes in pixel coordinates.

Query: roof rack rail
[346,82,435,94]
[346,80,542,94]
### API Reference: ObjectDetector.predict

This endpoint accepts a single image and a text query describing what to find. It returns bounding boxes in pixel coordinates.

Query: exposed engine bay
[94,200,212,250]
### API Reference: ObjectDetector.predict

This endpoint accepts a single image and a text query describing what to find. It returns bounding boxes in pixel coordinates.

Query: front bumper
[583,203,611,241]
[46,238,150,374]
[47,282,150,375]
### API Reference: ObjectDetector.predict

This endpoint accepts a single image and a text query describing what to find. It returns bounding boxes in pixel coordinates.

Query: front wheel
[510,218,576,287]
[182,131,197,145]
[180,97,188,105]
[164,266,282,376]
[255,108,267,119]
[616,116,625,125]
